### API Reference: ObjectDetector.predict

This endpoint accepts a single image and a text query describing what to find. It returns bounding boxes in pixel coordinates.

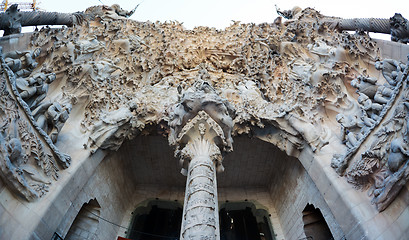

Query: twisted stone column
[0,4,85,35]
[331,13,409,43]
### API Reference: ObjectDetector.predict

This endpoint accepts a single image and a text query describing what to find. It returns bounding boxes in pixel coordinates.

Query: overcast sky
[32,0,409,30]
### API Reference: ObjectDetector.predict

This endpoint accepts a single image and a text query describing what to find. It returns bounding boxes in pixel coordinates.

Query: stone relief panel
[345,74,409,211]
[0,54,70,201]
[1,4,408,212]
[331,59,407,175]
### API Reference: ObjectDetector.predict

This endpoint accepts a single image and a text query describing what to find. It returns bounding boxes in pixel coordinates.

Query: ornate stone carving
[174,111,223,240]
[168,74,235,239]
[345,63,409,211]
[0,61,68,201]
[87,103,139,152]
[3,47,40,77]
[169,73,235,153]
[328,13,409,43]
[32,101,72,143]
[0,4,85,36]
[10,4,408,213]
[390,13,409,44]
[331,60,407,175]
[17,73,56,109]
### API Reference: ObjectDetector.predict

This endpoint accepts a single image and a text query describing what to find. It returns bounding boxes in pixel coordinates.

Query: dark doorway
[302,204,334,240]
[128,200,182,240]
[219,202,275,240]
[65,198,101,240]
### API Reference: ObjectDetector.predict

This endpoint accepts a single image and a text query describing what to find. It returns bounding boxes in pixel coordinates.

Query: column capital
[168,79,234,174]
[175,111,224,174]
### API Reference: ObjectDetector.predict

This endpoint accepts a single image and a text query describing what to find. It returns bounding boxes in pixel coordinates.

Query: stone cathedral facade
[0,4,409,240]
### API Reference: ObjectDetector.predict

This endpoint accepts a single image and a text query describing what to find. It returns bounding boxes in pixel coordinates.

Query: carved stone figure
[16,73,56,109]
[85,4,138,20]
[357,93,379,125]
[3,5,409,238]
[87,104,137,151]
[275,6,302,19]
[169,76,234,151]
[110,4,139,18]
[285,113,328,152]
[32,101,72,143]
[351,75,392,109]
[375,59,406,86]
[3,48,41,77]
[336,113,363,148]
[387,138,409,172]
[372,161,409,211]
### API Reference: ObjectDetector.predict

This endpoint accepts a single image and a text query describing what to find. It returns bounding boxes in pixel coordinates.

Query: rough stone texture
[0,4,409,240]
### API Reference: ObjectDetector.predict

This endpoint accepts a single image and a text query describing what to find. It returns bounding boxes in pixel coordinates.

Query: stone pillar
[174,112,229,240]
[180,138,220,240]
[168,80,234,239]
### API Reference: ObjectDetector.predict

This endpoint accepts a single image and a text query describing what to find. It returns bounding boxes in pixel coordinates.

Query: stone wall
[269,150,345,240]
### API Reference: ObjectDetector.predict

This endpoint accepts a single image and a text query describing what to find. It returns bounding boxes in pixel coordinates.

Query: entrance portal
[219,202,275,240]
[128,200,183,240]
[128,200,275,240]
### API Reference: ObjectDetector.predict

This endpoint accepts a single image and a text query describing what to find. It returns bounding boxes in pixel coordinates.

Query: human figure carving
[357,93,381,122]
[16,73,56,109]
[336,113,363,148]
[3,48,41,77]
[32,101,72,143]
[7,138,23,168]
[351,76,392,106]
[375,59,406,86]
[372,142,409,211]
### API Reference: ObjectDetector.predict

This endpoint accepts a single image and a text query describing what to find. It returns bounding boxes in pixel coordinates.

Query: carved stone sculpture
[168,74,234,239]
[32,101,72,143]
[375,58,406,86]
[390,13,409,44]
[0,4,85,36]
[0,62,63,201]
[332,13,409,43]
[87,103,138,151]
[169,75,235,153]
[3,47,41,77]
[16,73,56,109]
[2,4,409,225]
[176,111,223,240]
[372,160,409,211]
